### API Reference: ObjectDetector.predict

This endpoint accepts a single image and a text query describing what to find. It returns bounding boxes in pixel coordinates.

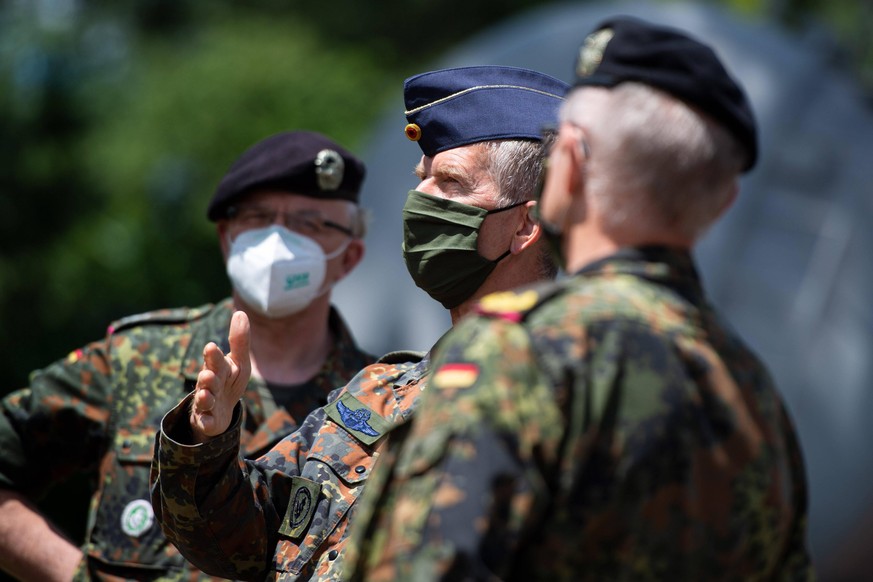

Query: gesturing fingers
[193,368,217,413]
[227,310,252,391]
[188,312,253,442]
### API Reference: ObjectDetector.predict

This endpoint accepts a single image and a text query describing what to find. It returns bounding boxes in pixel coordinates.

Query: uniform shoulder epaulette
[375,350,426,365]
[108,303,216,335]
[475,279,567,323]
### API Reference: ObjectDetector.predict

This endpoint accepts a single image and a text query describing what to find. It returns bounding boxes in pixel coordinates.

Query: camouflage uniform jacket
[151,351,429,581]
[346,246,814,582]
[0,298,374,581]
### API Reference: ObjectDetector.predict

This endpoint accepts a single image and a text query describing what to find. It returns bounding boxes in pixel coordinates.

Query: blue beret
[207,130,366,221]
[574,16,758,171]
[403,66,569,157]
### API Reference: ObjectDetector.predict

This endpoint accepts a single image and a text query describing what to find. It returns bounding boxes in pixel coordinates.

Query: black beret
[574,15,758,171]
[207,130,366,221]
[403,66,569,157]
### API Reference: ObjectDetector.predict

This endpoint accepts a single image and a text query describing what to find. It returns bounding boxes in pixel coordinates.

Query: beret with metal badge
[574,15,758,171]
[207,130,366,221]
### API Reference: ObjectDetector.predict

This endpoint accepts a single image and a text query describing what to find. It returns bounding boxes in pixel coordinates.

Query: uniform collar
[573,246,705,304]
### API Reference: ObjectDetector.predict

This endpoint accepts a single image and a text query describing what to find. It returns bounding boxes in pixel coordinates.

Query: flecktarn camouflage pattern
[346,247,814,581]
[151,354,428,581]
[0,298,372,580]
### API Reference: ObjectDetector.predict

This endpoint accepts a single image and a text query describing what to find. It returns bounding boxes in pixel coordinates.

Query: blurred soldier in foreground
[150,66,567,580]
[0,130,374,580]
[346,16,814,581]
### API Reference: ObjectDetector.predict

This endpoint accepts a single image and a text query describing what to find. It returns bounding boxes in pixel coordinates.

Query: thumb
[228,310,252,385]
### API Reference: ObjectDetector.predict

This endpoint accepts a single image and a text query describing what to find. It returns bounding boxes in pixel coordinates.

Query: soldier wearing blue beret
[0,130,375,580]
[345,16,814,581]
[150,65,569,580]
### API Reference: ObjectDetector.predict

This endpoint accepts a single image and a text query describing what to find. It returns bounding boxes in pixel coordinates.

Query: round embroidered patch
[120,499,155,537]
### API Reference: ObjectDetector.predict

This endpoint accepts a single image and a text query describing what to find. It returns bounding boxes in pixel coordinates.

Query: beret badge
[314,148,345,191]
[577,27,614,78]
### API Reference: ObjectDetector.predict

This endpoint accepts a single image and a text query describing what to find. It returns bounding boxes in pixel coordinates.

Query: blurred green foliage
[0,0,870,557]
[4,0,871,393]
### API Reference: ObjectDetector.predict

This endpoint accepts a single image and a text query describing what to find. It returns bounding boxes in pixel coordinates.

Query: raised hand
[189,310,252,442]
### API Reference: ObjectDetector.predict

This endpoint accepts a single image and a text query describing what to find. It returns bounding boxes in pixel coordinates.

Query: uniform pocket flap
[307,423,376,484]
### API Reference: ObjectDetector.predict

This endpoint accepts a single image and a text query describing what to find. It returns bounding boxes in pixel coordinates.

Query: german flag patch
[432,363,480,389]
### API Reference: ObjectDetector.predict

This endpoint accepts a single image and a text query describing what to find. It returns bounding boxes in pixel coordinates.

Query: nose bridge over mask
[403,191,488,246]
[226,225,330,318]
[404,191,488,222]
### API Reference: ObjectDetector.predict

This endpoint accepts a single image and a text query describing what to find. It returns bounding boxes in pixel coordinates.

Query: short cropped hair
[480,138,558,280]
[562,83,745,240]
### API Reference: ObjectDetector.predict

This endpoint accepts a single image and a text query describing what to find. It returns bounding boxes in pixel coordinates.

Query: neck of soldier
[235,292,333,386]
[562,213,693,274]
[448,249,543,325]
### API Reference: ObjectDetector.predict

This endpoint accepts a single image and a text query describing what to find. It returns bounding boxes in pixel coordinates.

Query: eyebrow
[414,161,426,180]
[414,160,476,190]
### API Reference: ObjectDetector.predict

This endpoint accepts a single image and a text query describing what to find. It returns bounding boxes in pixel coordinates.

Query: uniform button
[355,465,366,474]
[328,549,339,561]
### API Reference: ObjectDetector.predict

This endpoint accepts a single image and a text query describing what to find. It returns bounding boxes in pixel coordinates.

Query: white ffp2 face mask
[226,225,343,318]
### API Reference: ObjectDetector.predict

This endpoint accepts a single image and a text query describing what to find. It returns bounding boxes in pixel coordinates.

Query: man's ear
[565,128,589,198]
[547,128,588,202]
[217,222,231,260]
[511,201,540,254]
[337,239,365,280]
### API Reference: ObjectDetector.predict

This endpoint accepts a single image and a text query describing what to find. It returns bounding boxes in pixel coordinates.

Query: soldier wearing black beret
[343,15,814,581]
[0,130,375,580]
[207,130,366,219]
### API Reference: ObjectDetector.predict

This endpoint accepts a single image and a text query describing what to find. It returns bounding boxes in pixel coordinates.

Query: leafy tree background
[0,0,870,563]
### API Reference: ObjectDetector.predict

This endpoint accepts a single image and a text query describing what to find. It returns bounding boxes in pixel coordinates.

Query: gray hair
[561,82,745,240]
[480,138,558,280]
[481,139,548,206]
[345,202,370,239]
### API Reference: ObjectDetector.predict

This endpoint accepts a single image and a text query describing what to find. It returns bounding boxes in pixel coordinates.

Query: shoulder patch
[325,391,392,445]
[432,362,479,390]
[107,303,216,335]
[376,350,426,365]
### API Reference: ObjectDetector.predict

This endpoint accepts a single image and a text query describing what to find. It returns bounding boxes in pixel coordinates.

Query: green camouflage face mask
[402,189,524,309]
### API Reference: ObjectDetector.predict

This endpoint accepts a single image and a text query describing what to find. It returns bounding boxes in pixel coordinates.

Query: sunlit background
[2,0,871,579]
